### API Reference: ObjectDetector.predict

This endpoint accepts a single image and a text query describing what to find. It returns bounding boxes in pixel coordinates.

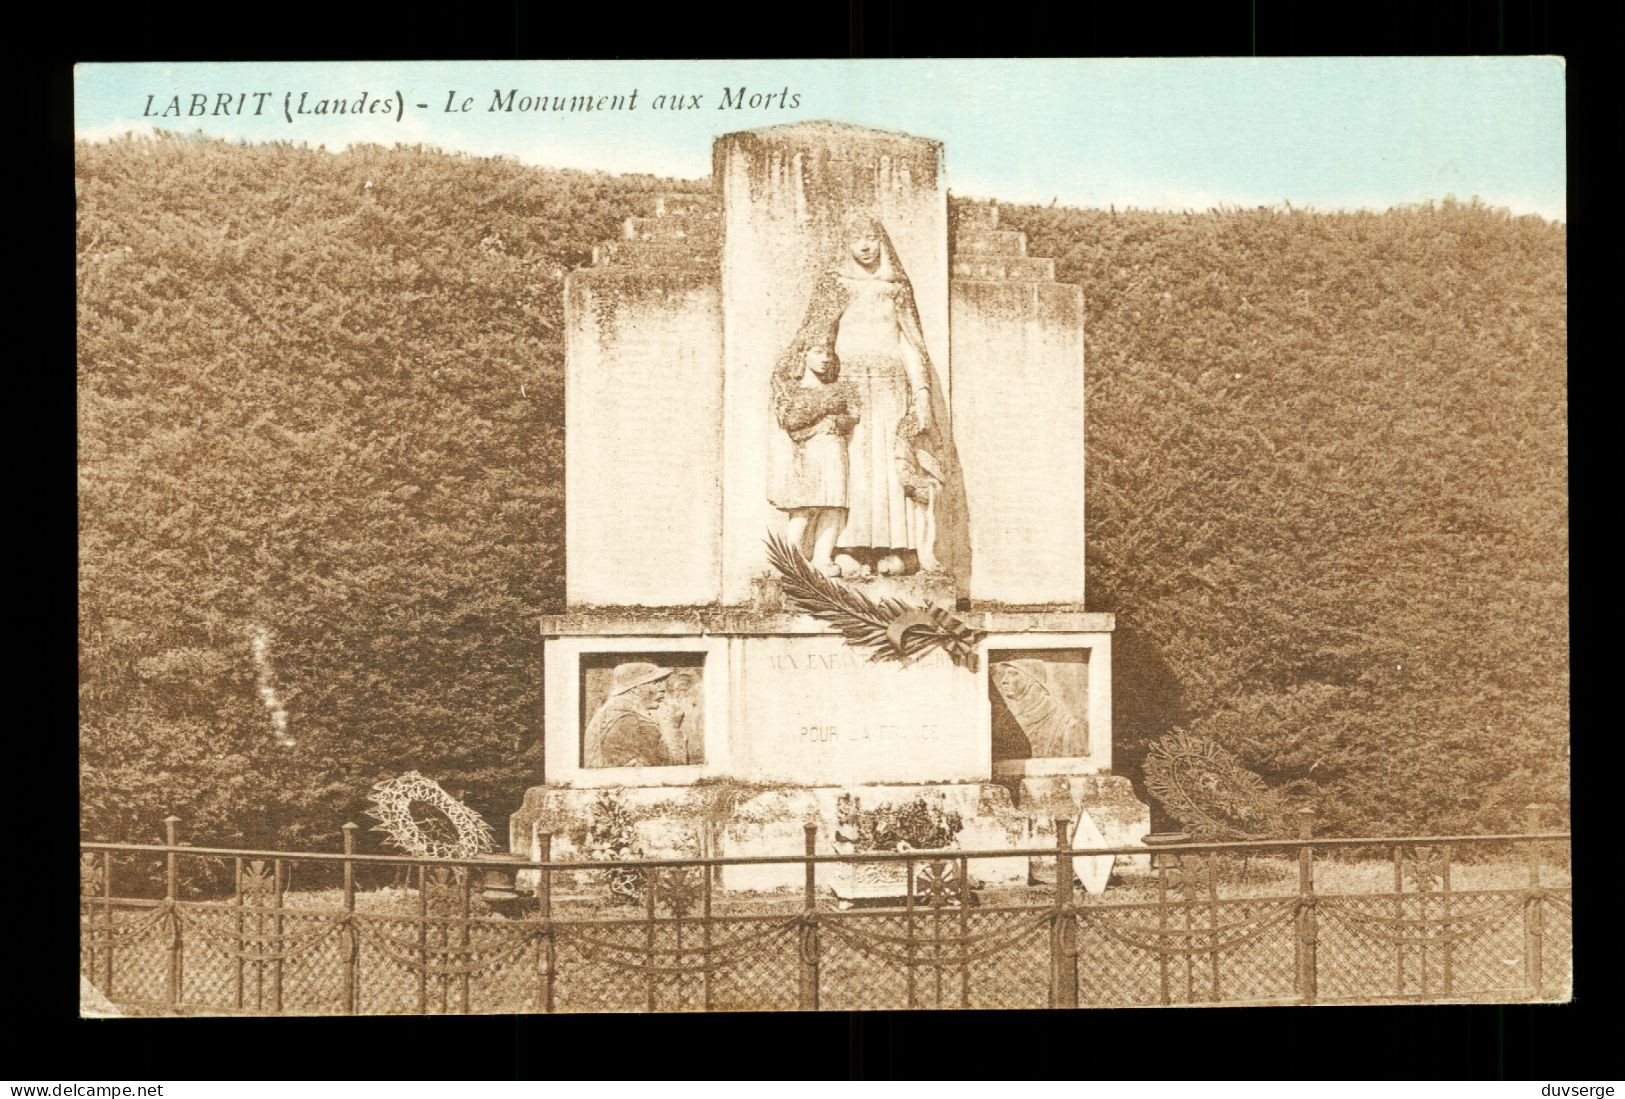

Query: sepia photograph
[75,57,1569,1020]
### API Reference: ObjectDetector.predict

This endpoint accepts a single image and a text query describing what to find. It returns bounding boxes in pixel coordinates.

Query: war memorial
[75,85,1571,1016]
[511,122,1151,892]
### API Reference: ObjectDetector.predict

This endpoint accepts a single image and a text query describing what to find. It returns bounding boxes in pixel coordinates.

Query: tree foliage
[78,135,1566,848]
[1000,198,1567,835]
[78,133,695,851]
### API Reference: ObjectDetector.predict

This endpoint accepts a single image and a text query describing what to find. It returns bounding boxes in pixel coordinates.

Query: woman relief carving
[770,214,944,578]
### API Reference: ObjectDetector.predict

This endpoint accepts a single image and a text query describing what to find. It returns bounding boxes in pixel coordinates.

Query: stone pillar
[950,203,1087,605]
[563,203,723,607]
[715,124,949,604]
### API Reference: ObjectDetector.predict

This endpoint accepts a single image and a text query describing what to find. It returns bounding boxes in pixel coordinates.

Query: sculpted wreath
[1142,733,1286,840]
[366,771,496,859]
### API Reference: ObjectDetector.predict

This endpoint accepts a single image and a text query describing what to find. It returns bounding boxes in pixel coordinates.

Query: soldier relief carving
[770,214,945,578]
[581,657,705,768]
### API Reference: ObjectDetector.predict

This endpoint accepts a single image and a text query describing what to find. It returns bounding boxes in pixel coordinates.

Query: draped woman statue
[790,214,944,574]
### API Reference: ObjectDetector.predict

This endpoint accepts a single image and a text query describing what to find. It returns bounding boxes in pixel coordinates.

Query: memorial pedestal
[511,779,1031,894]
[510,606,1148,893]
[520,122,1152,897]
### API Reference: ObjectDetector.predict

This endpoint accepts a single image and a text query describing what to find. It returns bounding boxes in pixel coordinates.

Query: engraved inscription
[741,636,982,783]
[768,649,951,672]
[796,722,942,745]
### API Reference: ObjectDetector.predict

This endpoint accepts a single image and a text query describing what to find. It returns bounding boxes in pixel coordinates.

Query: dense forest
[77,133,1567,850]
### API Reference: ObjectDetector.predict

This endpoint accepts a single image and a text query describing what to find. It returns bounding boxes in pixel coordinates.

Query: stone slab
[748,569,956,615]
[1071,811,1114,895]
[1015,774,1152,874]
[564,268,724,606]
[541,632,990,788]
[539,620,1115,790]
[951,257,1056,281]
[509,781,1032,895]
[540,607,1114,637]
[509,775,1149,896]
[955,229,1027,256]
[950,278,1086,605]
[716,124,950,604]
[732,636,986,785]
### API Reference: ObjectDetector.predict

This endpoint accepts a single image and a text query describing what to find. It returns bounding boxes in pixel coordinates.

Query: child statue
[769,329,862,576]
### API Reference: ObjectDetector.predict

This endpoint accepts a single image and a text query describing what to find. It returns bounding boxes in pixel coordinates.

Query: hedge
[77,133,1567,849]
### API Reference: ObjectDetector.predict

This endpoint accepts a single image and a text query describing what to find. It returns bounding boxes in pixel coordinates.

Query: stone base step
[654,193,718,218]
[593,240,719,268]
[954,199,1000,230]
[622,214,721,243]
[749,564,957,614]
[955,229,1027,256]
[952,256,1056,281]
[510,777,1150,894]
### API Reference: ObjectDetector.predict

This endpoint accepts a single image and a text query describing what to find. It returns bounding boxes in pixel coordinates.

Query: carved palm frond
[1143,733,1287,840]
[763,533,982,668]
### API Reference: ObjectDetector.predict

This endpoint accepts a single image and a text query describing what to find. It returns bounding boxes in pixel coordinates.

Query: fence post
[416,864,429,1014]
[341,822,359,1014]
[1053,818,1078,1009]
[799,823,820,1011]
[102,848,116,999]
[163,815,182,1008]
[272,858,286,1014]
[1523,803,1545,999]
[1295,807,1318,1004]
[458,858,473,1014]
[535,827,555,1014]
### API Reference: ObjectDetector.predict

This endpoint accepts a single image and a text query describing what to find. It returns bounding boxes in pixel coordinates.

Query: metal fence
[79,808,1571,1014]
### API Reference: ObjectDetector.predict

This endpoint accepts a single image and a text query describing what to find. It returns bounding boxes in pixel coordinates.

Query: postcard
[76,58,1568,1015]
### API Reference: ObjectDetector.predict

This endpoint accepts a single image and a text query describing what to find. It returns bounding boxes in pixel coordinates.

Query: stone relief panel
[718,124,959,603]
[580,652,706,768]
[770,214,946,579]
[988,647,1090,761]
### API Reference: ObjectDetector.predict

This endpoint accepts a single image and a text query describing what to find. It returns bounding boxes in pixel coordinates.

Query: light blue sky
[76,59,1566,221]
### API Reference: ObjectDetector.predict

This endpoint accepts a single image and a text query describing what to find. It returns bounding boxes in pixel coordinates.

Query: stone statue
[795,213,944,574]
[583,662,677,768]
[769,328,862,576]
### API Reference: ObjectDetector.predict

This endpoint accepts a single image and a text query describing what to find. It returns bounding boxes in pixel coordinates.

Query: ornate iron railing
[79,808,1571,1014]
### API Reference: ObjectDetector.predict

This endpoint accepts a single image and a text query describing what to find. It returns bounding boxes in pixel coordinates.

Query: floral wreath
[366,771,496,860]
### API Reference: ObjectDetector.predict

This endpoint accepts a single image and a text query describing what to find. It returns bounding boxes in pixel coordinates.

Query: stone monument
[512,122,1150,891]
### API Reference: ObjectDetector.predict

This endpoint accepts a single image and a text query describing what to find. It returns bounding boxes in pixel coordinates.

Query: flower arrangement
[585,789,644,904]
[834,792,965,854]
